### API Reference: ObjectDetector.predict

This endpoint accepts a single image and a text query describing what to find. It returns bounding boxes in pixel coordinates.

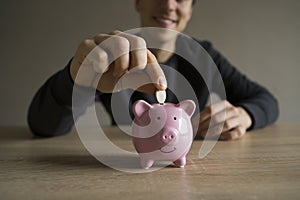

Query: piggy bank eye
[157,116,161,120]
[173,117,177,120]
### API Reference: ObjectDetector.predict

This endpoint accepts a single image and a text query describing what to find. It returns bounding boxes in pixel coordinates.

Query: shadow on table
[31,153,177,172]
[0,126,33,141]
[31,154,109,169]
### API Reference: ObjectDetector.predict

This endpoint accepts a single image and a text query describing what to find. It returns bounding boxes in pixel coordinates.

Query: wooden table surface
[0,123,299,200]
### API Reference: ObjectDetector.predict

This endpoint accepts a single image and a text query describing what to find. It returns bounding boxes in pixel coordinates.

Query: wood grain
[0,124,299,200]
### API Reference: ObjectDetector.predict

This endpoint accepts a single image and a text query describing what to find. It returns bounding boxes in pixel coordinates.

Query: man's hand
[70,30,167,93]
[193,100,252,140]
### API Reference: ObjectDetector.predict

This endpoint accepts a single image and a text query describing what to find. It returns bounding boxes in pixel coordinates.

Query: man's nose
[160,0,177,12]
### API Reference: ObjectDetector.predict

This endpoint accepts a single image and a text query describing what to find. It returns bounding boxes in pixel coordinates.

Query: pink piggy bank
[132,100,196,169]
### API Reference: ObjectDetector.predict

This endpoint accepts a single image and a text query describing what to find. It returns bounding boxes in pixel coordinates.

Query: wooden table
[0,124,299,200]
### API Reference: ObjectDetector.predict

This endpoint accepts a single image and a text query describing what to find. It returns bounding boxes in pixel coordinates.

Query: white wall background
[0,0,299,125]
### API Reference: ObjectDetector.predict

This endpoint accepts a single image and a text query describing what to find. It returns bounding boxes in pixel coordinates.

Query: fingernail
[158,76,167,89]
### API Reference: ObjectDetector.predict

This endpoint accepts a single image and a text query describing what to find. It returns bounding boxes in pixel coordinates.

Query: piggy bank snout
[161,128,178,144]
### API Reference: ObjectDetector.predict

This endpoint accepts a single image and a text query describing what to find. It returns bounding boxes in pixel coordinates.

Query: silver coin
[155,90,166,104]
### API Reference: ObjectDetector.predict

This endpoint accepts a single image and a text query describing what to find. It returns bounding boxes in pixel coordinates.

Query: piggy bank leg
[140,157,154,169]
[174,157,186,168]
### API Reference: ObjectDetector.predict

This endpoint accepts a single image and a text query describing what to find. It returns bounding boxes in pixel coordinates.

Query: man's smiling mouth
[153,16,178,28]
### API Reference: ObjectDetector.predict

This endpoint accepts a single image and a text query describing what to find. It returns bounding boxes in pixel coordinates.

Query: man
[28,0,279,140]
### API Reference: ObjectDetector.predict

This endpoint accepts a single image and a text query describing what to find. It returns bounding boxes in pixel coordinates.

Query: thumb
[145,50,167,90]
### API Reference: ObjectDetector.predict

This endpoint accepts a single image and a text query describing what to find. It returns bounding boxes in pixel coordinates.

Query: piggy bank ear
[179,100,196,117]
[133,100,152,119]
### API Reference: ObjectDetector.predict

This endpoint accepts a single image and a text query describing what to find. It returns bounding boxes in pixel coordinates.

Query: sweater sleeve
[201,41,279,130]
[27,60,96,137]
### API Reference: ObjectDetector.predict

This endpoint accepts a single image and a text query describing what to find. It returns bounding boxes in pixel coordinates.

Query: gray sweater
[28,40,279,137]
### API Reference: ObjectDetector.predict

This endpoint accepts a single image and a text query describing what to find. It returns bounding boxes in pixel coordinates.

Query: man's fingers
[91,31,167,93]
[94,31,148,77]
[115,71,154,93]
[113,53,130,78]
[222,116,242,133]
[200,123,224,139]
[73,39,97,66]
[87,45,110,74]
[219,126,246,140]
[71,39,100,87]
[145,50,167,90]
[94,34,131,77]
[110,31,147,71]
[198,101,244,139]
[130,48,147,71]
[199,105,240,133]
[196,101,250,141]
[201,116,241,137]
[200,101,231,123]
[93,33,110,45]
[201,123,246,141]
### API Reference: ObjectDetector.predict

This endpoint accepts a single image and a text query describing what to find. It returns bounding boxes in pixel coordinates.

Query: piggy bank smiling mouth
[160,146,176,153]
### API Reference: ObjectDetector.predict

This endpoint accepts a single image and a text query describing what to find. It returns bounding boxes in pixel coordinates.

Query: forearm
[28,92,71,137]
[200,40,279,130]
[27,62,95,137]
[235,87,279,130]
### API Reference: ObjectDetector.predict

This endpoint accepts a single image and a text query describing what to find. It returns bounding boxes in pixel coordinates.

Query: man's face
[135,0,193,33]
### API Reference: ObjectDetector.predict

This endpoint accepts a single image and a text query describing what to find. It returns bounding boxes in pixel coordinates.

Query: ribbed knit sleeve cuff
[236,102,267,131]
